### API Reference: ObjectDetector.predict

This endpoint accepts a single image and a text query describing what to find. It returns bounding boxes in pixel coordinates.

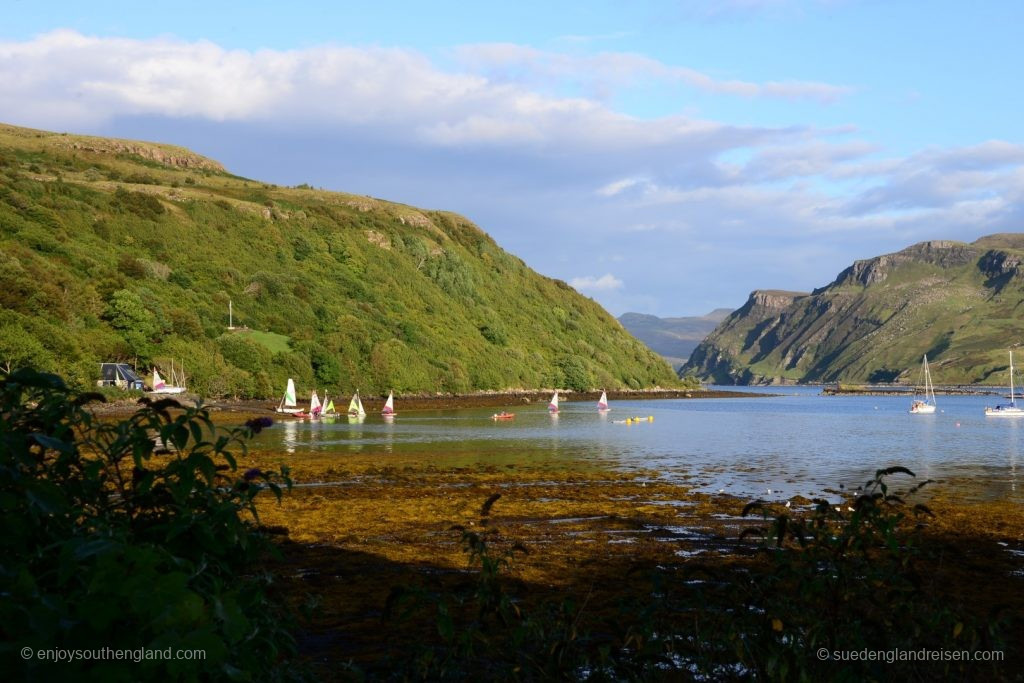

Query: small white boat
[382,391,396,416]
[276,378,304,414]
[548,390,559,413]
[985,351,1024,418]
[597,390,610,412]
[149,365,186,395]
[909,355,936,414]
[348,391,367,417]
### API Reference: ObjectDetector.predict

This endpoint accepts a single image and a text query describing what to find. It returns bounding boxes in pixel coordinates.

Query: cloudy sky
[3,0,1023,316]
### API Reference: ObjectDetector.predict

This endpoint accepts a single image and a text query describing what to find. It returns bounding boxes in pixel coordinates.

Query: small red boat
[491,411,515,420]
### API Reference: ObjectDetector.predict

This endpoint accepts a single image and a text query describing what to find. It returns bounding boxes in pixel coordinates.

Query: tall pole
[229,299,233,329]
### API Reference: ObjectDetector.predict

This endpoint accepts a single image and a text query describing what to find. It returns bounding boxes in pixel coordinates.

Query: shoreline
[89,387,768,417]
[821,386,1003,396]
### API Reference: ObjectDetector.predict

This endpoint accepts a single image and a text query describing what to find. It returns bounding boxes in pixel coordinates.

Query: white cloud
[454,43,853,104]
[597,177,646,196]
[1,30,1021,316]
[570,274,625,292]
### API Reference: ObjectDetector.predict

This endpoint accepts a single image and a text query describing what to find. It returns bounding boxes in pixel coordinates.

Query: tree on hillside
[0,322,53,374]
[103,289,159,360]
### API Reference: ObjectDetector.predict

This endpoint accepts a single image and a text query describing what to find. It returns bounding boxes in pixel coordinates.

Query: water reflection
[252,393,1024,503]
[282,419,298,454]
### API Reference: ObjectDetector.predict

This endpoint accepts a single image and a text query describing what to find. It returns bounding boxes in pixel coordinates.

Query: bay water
[250,387,1023,503]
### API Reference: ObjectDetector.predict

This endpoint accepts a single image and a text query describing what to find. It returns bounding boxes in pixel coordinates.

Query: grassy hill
[683,237,1024,385]
[0,123,681,397]
[618,309,732,368]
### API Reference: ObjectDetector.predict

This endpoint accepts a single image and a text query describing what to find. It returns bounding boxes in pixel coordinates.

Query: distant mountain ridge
[619,309,732,368]
[683,235,1024,385]
[0,122,680,397]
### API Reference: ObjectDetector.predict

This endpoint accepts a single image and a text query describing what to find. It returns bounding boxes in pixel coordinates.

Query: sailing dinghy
[597,390,610,411]
[382,391,396,416]
[348,391,367,417]
[548,391,560,413]
[276,378,304,414]
[149,366,186,394]
[321,396,337,416]
[309,390,322,417]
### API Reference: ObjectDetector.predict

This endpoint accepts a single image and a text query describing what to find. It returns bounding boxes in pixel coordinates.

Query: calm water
[250,387,1023,503]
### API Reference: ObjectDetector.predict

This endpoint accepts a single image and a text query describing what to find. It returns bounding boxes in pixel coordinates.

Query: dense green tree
[104,289,158,359]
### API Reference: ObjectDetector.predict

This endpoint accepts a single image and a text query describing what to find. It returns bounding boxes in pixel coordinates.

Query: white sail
[382,391,395,415]
[548,391,559,413]
[986,351,1024,417]
[149,366,186,394]
[597,390,609,411]
[348,391,367,417]
[277,378,302,413]
[310,390,321,415]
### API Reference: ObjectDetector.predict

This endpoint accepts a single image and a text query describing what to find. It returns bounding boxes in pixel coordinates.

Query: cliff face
[684,291,808,384]
[683,236,1024,385]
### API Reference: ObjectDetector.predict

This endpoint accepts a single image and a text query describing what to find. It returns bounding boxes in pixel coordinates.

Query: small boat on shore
[985,351,1024,418]
[909,355,937,414]
[492,411,515,420]
[149,365,186,395]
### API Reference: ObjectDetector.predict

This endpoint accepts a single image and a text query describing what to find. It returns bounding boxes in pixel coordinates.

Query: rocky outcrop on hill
[0,123,224,171]
[683,235,1024,385]
[63,139,226,171]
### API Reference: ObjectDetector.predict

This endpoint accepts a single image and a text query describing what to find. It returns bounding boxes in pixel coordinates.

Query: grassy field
[232,329,292,355]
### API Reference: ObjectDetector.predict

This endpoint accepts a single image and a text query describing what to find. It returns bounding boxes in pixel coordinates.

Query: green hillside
[0,123,680,397]
[683,237,1024,385]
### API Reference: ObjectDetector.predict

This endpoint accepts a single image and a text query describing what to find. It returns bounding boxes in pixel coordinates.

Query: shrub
[0,369,295,681]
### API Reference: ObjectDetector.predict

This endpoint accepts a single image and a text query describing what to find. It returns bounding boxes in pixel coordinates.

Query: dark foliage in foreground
[0,369,296,681]
[380,470,1010,681]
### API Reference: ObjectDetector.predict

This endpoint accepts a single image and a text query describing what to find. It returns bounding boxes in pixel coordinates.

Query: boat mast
[1011,350,1016,407]
[925,355,934,404]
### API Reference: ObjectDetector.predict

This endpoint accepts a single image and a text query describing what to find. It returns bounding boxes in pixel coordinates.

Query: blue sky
[3,0,1023,315]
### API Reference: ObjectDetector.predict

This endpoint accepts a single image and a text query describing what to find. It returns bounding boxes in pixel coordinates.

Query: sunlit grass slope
[0,123,680,397]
